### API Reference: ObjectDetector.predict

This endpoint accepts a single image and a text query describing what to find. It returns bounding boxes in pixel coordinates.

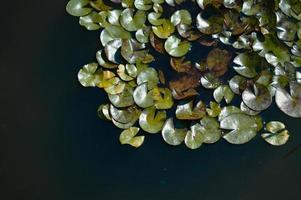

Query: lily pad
[176,100,206,120]
[213,85,234,104]
[164,35,191,57]
[185,124,204,150]
[242,83,272,111]
[119,127,145,148]
[139,106,166,133]
[275,82,301,118]
[78,63,102,87]
[220,113,258,144]
[66,0,92,17]
[262,121,290,146]
[161,118,187,146]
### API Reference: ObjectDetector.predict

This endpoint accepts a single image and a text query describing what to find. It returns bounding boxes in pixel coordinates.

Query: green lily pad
[213,85,234,104]
[66,0,92,17]
[170,10,192,26]
[133,83,155,108]
[185,124,204,149]
[220,113,258,144]
[119,127,145,148]
[275,82,301,118]
[137,68,159,90]
[200,117,221,144]
[176,100,206,120]
[152,20,175,39]
[161,118,187,146]
[78,63,102,87]
[120,8,146,31]
[164,35,191,57]
[242,83,272,111]
[262,121,290,146]
[139,106,166,133]
[97,104,111,120]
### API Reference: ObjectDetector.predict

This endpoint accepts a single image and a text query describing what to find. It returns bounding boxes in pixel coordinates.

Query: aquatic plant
[67,0,301,149]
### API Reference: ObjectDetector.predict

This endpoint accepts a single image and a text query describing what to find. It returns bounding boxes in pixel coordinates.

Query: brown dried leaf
[206,48,232,77]
[170,57,192,73]
[158,70,166,84]
[198,35,218,47]
[169,68,201,100]
[149,31,165,54]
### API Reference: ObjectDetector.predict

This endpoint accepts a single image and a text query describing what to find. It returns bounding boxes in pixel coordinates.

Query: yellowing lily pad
[164,35,191,57]
[119,127,145,148]
[262,121,290,146]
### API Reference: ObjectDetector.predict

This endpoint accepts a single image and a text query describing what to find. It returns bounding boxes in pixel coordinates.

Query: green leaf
[262,121,290,146]
[78,63,102,87]
[119,127,145,148]
[275,82,301,118]
[220,113,258,144]
[139,106,166,133]
[164,35,191,57]
[185,124,204,149]
[66,0,92,17]
[161,118,187,146]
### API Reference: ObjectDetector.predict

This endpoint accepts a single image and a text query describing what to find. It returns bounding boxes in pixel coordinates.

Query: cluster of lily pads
[67,0,301,149]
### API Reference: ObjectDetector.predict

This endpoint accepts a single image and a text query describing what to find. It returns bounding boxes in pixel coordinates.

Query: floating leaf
[152,20,175,39]
[79,11,105,30]
[213,85,234,104]
[252,33,290,66]
[66,0,92,17]
[134,0,153,11]
[104,39,122,64]
[139,106,166,133]
[196,11,223,35]
[233,52,263,78]
[242,83,272,111]
[220,113,258,144]
[229,75,247,95]
[117,64,135,81]
[206,48,232,77]
[96,50,118,69]
[169,69,200,100]
[119,127,145,148]
[137,68,159,90]
[133,83,154,108]
[149,31,166,53]
[218,106,242,121]
[262,121,290,146]
[275,82,301,118]
[120,8,146,31]
[108,85,134,107]
[200,117,221,144]
[200,73,221,89]
[152,87,174,109]
[185,124,204,149]
[111,105,141,129]
[164,35,191,57]
[170,10,192,26]
[97,104,111,120]
[136,26,151,43]
[176,100,206,120]
[78,63,102,87]
[240,101,260,116]
[162,118,187,146]
[170,57,191,73]
[206,101,221,117]
[121,39,154,64]
[100,25,131,46]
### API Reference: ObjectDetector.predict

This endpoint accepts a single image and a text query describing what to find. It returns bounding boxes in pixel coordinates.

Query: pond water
[2,0,301,200]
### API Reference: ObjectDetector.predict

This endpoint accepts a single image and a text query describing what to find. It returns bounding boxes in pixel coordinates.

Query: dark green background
[1,1,301,200]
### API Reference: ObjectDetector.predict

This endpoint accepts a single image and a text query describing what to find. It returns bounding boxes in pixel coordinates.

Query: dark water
[1,1,301,200]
